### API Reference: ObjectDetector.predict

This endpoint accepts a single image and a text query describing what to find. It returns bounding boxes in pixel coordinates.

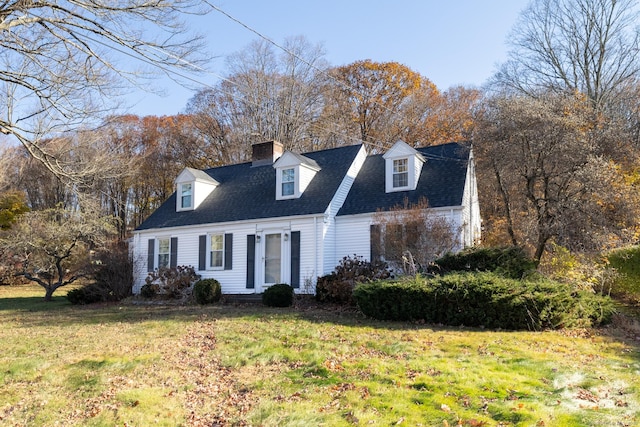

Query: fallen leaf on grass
[576,388,599,403]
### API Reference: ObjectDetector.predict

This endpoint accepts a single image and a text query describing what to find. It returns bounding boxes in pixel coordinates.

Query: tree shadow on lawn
[2,293,640,360]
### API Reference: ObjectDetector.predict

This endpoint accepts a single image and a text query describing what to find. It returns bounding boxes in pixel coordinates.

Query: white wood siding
[322,145,367,273]
[132,215,324,295]
[334,207,467,269]
[335,214,374,266]
[298,164,316,194]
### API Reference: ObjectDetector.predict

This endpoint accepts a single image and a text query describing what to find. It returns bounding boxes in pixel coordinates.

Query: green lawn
[1,284,639,426]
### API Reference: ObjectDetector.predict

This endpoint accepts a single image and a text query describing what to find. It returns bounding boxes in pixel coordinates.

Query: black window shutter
[290,231,300,288]
[198,235,207,271]
[170,237,178,268]
[370,224,381,262]
[147,239,155,272]
[385,224,403,261]
[246,235,255,288]
[224,233,233,270]
[405,222,420,254]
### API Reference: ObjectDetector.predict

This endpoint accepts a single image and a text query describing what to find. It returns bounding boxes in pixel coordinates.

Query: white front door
[264,233,282,285]
[259,230,289,291]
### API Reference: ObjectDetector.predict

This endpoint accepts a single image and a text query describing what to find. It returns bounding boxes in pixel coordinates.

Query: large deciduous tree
[187,36,329,158]
[475,92,638,263]
[324,60,428,148]
[0,1,208,183]
[320,60,478,150]
[0,202,115,301]
[494,0,640,110]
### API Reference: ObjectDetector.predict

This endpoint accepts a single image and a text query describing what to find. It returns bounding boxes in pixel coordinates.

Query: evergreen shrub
[66,284,105,305]
[193,278,222,304]
[607,245,640,298]
[353,272,614,330]
[263,283,294,307]
[432,246,536,279]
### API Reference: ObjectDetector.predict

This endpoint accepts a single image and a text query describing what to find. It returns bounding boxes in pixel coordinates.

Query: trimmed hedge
[432,246,536,279]
[353,272,615,330]
[193,279,222,304]
[263,283,294,307]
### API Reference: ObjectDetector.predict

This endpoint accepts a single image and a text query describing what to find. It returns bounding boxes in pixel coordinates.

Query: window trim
[176,181,195,211]
[208,233,225,270]
[281,167,296,198]
[157,237,171,269]
[392,158,409,189]
[180,182,193,209]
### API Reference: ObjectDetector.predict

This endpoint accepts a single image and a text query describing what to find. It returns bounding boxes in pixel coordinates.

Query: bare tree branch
[0,1,210,184]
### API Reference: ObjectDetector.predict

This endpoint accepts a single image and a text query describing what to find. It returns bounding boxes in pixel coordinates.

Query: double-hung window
[180,183,192,209]
[282,168,295,197]
[158,238,171,268]
[209,234,224,268]
[392,158,409,188]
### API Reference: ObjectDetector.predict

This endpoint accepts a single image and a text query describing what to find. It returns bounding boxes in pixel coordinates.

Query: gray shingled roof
[136,142,470,231]
[136,144,363,230]
[337,142,470,216]
[283,152,321,170]
[185,167,219,184]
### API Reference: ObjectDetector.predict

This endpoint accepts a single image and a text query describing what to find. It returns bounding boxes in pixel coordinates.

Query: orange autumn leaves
[327,60,479,149]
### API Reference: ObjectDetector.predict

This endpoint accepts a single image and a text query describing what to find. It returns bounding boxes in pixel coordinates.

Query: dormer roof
[136,144,363,230]
[135,142,470,231]
[175,167,220,186]
[273,151,321,171]
[382,140,425,162]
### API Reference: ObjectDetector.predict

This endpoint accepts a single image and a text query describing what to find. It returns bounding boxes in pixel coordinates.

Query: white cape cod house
[130,140,481,294]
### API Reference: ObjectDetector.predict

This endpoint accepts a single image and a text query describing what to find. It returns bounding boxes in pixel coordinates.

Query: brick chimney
[252,140,284,166]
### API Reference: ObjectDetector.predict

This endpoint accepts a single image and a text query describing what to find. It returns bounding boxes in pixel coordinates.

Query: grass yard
[1,284,639,426]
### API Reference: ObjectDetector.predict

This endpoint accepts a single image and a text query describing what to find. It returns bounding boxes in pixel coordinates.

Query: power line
[21,4,453,156]
[204,1,430,151]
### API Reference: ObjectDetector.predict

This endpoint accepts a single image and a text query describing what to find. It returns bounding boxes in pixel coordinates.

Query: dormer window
[282,168,295,197]
[383,140,425,193]
[392,159,409,188]
[180,183,193,209]
[174,167,219,212]
[274,151,321,200]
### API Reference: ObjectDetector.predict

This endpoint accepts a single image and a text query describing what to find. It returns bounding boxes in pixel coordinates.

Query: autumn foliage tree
[0,1,209,185]
[321,60,479,150]
[0,191,29,230]
[323,60,428,148]
[474,92,638,264]
[90,114,223,236]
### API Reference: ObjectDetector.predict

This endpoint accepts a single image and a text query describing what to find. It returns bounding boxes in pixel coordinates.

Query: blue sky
[128,1,531,116]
